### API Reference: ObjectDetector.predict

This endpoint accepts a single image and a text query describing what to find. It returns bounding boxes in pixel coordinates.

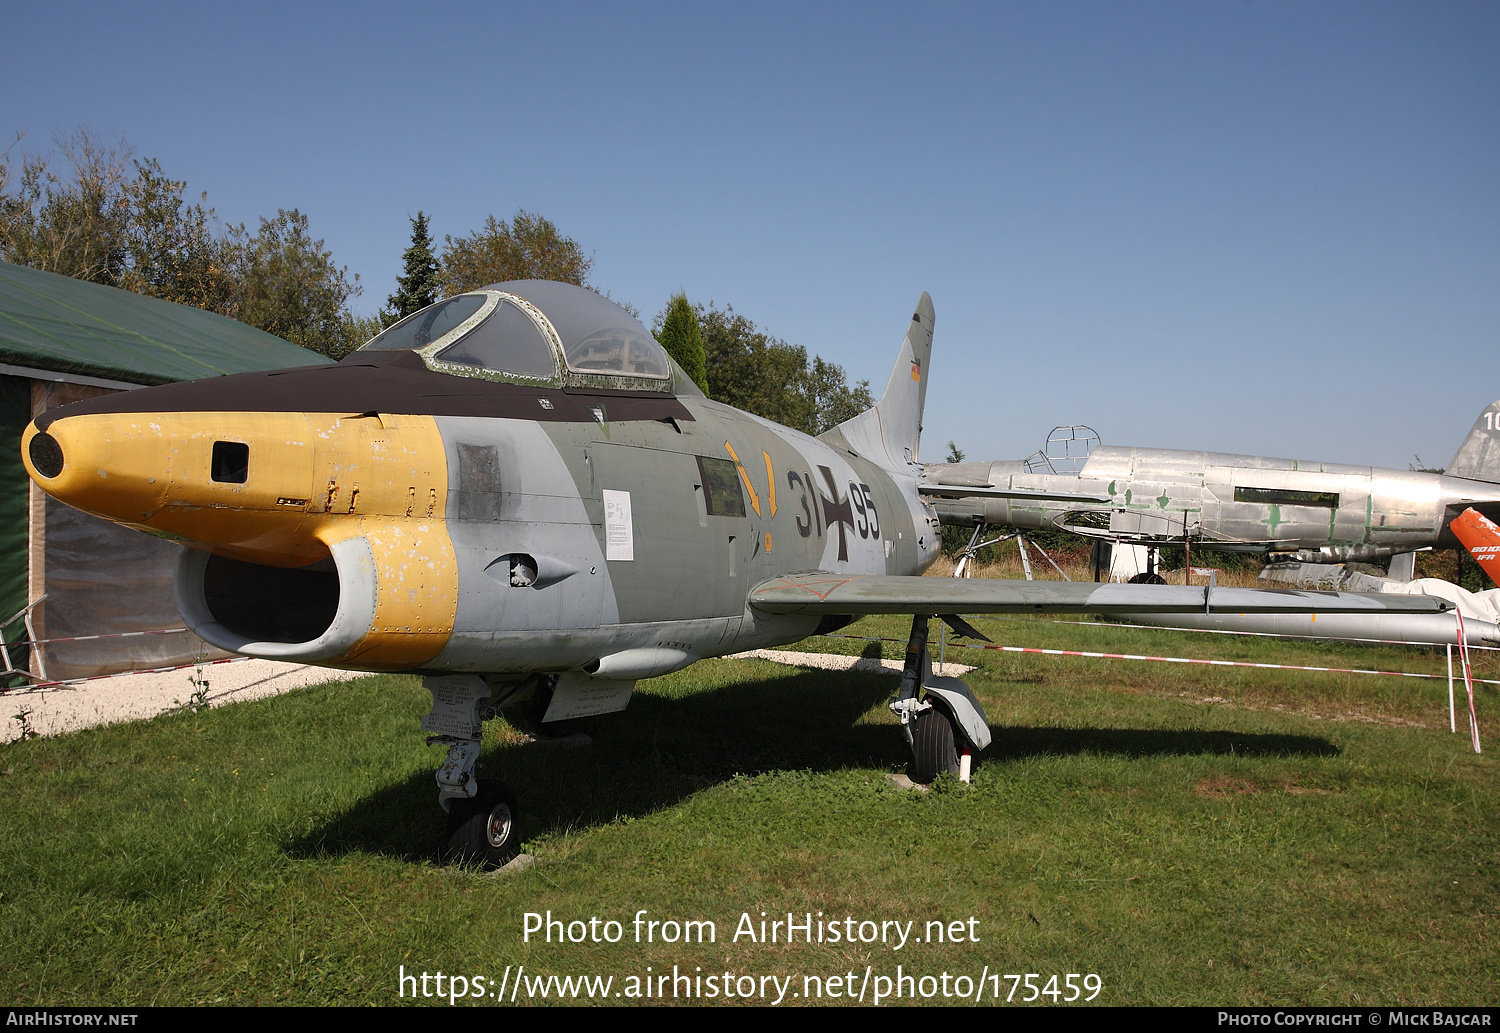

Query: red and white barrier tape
[9,627,193,645]
[4,655,255,694]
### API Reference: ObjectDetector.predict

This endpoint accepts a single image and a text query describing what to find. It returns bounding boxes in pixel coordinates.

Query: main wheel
[911,704,960,783]
[445,779,521,869]
[1128,571,1167,585]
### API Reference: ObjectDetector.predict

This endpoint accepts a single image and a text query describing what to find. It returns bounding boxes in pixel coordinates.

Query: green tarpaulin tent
[0,261,329,385]
[0,262,332,682]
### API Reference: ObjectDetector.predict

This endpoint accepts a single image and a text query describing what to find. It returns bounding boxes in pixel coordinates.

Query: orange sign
[1450,507,1500,584]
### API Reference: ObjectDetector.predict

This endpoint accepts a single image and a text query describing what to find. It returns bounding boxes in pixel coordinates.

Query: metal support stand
[954,523,1013,579]
[0,596,47,684]
[1184,511,1192,586]
[1025,540,1072,581]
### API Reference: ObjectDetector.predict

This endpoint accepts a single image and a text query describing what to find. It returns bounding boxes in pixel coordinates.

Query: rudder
[824,292,935,472]
[1446,400,1500,482]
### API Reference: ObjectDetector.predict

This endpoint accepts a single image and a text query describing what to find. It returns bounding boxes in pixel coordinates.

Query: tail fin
[1446,400,1500,481]
[823,292,935,471]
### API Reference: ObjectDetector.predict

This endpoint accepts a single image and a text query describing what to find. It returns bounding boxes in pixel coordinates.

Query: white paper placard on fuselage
[604,489,634,561]
[543,673,636,722]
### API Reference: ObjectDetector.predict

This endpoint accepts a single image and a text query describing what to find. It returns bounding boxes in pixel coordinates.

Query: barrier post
[1448,642,1456,734]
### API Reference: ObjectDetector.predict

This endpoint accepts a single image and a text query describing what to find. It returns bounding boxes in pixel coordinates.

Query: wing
[748,573,1452,616]
[917,484,1113,503]
[1049,524,1302,548]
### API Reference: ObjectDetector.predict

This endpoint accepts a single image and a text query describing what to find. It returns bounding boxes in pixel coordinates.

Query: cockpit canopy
[355,279,674,393]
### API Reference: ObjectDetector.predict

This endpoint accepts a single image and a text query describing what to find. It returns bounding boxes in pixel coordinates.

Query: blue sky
[5,2,1496,470]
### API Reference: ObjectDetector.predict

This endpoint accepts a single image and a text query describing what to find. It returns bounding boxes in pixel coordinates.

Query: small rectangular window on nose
[212,441,249,483]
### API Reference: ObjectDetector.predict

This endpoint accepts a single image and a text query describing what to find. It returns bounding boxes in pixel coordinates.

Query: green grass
[0,617,1494,1006]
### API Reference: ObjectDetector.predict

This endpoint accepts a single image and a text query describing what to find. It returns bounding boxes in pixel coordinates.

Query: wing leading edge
[917,484,1113,503]
[748,573,1453,617]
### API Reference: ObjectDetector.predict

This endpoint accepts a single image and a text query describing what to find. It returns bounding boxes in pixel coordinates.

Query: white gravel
[2,658,372,742]
[2,649,977,743]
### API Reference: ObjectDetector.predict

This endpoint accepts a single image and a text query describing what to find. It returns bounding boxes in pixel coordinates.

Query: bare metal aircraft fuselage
[927,437,1500,563]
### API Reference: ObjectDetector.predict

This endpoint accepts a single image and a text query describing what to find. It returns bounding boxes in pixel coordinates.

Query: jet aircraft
[925,413,1500,570]
[20,281,1448,867]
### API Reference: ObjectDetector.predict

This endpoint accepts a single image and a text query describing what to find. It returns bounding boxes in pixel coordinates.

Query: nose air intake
[175,537,379,663]
[199,554,341,643]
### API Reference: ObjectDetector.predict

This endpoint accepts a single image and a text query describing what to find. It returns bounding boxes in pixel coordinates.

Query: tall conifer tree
[657,291,709,393]
[387,211,440,319]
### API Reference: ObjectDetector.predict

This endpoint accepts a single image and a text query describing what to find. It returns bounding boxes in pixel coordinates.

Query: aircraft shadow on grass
[286,662,1340,865]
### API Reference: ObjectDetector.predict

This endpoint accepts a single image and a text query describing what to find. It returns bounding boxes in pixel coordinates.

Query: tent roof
[0,262,331,385]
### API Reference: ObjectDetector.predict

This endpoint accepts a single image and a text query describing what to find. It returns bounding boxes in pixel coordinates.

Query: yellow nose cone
[23,414,173,525]
[23,410,322,562]
[25,408,451,569]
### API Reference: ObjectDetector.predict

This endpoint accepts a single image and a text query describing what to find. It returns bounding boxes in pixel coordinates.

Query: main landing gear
[422,674,529,869]
[888,615,993,783]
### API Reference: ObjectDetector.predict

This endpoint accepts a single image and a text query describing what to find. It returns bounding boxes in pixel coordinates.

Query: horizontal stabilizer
[749,573,1452,617]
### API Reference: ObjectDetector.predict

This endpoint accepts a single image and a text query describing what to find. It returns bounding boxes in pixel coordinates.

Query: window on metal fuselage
[211,441,249,484]
[697,456,746,517]
[1233,486,1340,508]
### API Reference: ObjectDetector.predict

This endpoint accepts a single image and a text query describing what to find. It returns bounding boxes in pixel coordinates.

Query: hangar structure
[0,262,328,682]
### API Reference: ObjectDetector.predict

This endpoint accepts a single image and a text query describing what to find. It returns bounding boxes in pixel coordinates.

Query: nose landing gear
[446,779,521,868]
[423,674,524,869]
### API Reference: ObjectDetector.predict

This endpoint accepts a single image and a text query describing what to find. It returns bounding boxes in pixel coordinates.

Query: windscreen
[359,295,487,351]
[434,300,556,378]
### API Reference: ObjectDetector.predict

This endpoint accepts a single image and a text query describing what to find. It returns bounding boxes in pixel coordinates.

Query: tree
[806,355,873,431]
[439,209,592,295]
[695,302,872,436]
[0,130,134,285]
[1,131,371,359]
[386,211,439,320]
[116,157,242,314]
[1,132,240,313]
[946,440,965,464]
[234,209,363,359]
[655,292,709,393]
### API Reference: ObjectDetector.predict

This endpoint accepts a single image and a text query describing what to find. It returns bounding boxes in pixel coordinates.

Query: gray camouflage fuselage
[430,395,939,676]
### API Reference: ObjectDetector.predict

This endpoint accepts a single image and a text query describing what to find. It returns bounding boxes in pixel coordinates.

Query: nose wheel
[446,779,521,869]
[423,674,527,869]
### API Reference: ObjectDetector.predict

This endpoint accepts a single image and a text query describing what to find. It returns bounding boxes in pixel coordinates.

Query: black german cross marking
[818,465,855,562]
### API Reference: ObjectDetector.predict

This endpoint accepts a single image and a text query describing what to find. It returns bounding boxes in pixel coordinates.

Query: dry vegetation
[924,539,1268,588]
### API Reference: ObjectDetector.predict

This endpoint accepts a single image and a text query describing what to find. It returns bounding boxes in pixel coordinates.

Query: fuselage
[926,444,1500,560]
[23,348,939,675]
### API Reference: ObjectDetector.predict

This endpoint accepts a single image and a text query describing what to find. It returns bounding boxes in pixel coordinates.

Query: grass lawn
[1,614,1494,1006]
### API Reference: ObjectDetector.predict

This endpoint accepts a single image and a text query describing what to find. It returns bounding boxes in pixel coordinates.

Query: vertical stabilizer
[824,293,935,472]
[1446,400,1500,482]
